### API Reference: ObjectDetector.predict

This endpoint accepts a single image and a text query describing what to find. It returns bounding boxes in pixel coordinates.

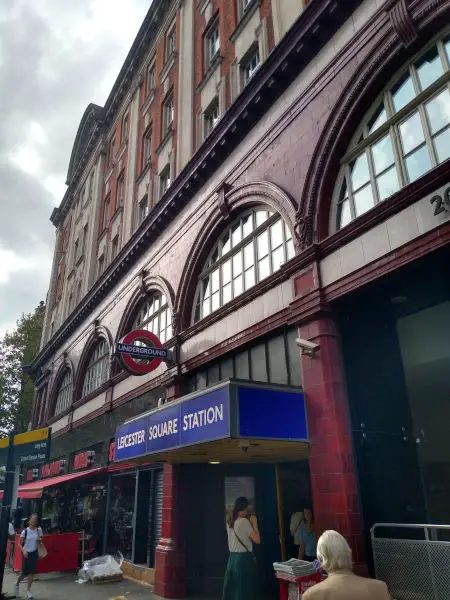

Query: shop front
[115,379,310,598]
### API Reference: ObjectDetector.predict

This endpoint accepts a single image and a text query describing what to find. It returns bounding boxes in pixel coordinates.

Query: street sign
[0,428,50,466]
[116,329,173,376]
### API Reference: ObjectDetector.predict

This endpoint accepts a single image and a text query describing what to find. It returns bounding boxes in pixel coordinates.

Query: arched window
[194,207,294,322]
[54,370,73,417]
[131,291,172,343]
[82,339,109,397]
[334,34,450,231]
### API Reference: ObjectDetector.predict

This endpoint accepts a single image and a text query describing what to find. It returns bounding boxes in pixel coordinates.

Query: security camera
[296,338,320,358]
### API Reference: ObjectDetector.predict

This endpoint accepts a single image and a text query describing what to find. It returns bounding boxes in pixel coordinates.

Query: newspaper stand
[275,571,322,600]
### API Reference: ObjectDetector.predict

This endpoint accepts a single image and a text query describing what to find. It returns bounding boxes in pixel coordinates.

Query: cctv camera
[296,338,320,357]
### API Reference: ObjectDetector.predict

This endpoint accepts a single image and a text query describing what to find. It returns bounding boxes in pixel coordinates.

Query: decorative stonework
[388,0,417,47]
[294,214,313,251]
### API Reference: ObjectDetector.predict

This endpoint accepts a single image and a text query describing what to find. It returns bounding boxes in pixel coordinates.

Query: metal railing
[371,523,450,600]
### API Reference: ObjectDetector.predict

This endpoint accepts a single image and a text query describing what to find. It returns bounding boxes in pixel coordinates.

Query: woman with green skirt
[222,497,260,600]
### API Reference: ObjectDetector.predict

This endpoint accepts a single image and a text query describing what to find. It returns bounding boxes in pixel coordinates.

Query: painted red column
[298,315,366,570]
[154,462,186,598]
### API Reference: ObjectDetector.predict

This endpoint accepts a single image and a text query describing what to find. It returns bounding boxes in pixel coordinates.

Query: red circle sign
[118,329,164,375]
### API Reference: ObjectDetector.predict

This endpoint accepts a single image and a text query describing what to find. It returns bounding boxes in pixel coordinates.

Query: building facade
[25,0,450,597]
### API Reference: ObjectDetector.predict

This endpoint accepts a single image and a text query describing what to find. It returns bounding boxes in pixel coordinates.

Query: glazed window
[334,35,450,231]
[160,167,171,198]
[117,174,125,209]
[206,19,220,67]
[204,98,220,136]
[82,339,109,397]
[102,193,110,231]
[193,208,294,322]
[111,235,119,260]
[143,127,152,166]
[242,46,260,86]
[166,25,176,60]
[121,113,129,143]
[54,370,73,417]
[132,292,172,343]
[137,195,148,226]
[164,94,174,133]
[147,64,155,96]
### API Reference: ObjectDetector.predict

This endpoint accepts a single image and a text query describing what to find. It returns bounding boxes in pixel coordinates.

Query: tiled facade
[28,0,450,596]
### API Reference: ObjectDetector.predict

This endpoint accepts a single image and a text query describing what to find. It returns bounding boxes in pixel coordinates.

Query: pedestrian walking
[14,514,43,599]
[303,530,391,599]
[222,496,260,600]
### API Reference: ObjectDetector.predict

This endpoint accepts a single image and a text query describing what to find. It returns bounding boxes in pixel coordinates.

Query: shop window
[333,34,450,232]
[193,207,294,322]
[106,473,137,561]
[81,339,109,398]
[54,370,73,417]
[131,291,172,343]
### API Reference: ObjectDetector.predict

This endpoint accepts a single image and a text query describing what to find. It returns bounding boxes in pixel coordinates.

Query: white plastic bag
[77,554,123,583]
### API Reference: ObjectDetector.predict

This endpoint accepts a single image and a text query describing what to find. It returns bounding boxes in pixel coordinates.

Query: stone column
[154,462,186,598]
[298,315,366,570]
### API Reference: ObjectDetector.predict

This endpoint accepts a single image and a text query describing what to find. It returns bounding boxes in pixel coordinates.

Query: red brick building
[25,0,450,597]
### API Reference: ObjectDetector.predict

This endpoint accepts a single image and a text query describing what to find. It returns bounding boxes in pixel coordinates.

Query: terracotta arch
[47,356,75,420]
[298,0,450,246]
[74,324,113,401]
[115,274,176,344]
[175,180,298,331]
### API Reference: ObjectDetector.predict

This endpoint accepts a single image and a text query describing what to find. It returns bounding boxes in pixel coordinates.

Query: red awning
[17,467,106,500]
[107,460,151,473]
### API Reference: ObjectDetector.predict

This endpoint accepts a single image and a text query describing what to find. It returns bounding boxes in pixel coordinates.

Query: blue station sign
[115,381,307,462]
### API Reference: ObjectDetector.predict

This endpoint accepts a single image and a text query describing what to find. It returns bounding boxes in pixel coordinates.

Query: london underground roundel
[116,329,168,376]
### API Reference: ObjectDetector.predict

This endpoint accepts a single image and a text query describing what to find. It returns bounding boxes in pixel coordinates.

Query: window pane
[233,274,243,296]
[338,199,352,228]
[286,239,295,261]
[222,259,231,284]
[222,231,231,256]
[354,185,375,216]
[231,222,242,247]
[202,299,210,317]
[245,267,255,290]
[221,357,234,380]
[270,220,283,249]
[223,283,232,304]
[399,112,425,154]
[272,246,285,271]
[433,127,450,163]
[371,134,395,174]
[267,335,289,385]
[257,231,269,258]
[287,328,302,386]
[425,89,450,135]
[405,145,432,182]
[392,73,415,112]
[242,213,253,238]
[255,210,268,227]
[235,350,250,380]
[203,276,211,299]
[258,256,271,280]
[210,246,219,264]
[415,47,443,91]
[211,269,220,292]
[350,153,370,190]
[250,343,268,382]
[233,252,243,276]
[244,243,254,269]
[212,291,220,311]
[367,104,387,135]
[376,167,400,201]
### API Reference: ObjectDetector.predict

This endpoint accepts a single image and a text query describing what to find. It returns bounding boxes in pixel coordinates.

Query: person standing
[297,505,317,561]
[303,530,391,599]
[14,514,43,599]
[222,496,260,600]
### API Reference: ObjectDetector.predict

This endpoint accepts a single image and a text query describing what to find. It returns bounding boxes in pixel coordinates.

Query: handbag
[232,527,257,565]
[37,541,48,560]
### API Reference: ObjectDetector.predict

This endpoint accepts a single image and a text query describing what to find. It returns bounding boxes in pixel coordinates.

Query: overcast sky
[0,0,150,336]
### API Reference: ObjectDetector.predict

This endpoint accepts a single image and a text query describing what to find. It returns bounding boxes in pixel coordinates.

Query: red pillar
[298,315,366,570]
[154,463,186,598]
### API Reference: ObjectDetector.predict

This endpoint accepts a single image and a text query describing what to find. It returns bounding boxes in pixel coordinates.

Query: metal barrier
[371,523,450,600]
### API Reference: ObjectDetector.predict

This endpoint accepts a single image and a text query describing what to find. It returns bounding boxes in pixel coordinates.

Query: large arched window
[81,338,109,397]
[194,207,294,322]
[132,291,172,343]
[54,370,73,417]
[334,34,450,231]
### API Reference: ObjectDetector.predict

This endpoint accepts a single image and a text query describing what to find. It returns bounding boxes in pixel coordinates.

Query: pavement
[3,570,154,600]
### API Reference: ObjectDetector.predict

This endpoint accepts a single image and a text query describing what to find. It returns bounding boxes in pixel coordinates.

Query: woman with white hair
[303,530,391,600]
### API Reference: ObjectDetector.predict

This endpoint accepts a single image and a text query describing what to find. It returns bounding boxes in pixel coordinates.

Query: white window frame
[131,292,173,343]
[242,46,260,86]
[164,95,174,133]
[166,24,176,60]
[81,339,109,398]
[206,19,220,67]
[54,370,73,417]
[143,127,152,166]
[160,167,171,198]
[204,98,220,136]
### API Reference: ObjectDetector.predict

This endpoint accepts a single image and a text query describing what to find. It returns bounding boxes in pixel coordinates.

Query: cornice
[26,0,364,375]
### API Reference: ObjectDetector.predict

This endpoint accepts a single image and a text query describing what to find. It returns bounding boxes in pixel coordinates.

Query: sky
[0,0,151,336]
